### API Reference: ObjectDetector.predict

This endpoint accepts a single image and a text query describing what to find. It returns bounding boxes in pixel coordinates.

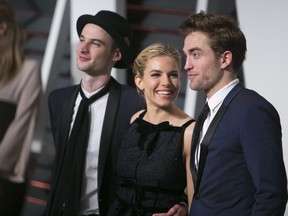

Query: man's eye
[92,42,101,47]
[193,52,201,58]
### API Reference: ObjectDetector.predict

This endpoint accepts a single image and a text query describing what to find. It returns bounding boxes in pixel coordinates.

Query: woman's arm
[183,122,195,209]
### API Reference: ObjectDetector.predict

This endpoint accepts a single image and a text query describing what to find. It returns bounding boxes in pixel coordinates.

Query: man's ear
[0,22,7,36]
[220,51,232,69]
[113,49,122,63]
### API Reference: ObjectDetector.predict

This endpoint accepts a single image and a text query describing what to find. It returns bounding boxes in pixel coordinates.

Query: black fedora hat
[76,10,132,69]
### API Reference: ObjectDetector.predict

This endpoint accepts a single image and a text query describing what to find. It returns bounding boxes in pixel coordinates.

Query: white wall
[236,0,288,214]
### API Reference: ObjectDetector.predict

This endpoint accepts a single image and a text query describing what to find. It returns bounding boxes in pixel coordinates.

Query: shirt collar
[81,84,104,98]
[207,78,239,112]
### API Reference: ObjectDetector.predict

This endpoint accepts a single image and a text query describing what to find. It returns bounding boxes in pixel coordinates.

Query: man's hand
[152,203,188,216]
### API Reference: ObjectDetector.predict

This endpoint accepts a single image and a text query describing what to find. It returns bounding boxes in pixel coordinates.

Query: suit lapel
[97,78,121,191]
[193,83,244,194]
[58,85,80,155]
[49,85,80,207]
[194,106,227,194]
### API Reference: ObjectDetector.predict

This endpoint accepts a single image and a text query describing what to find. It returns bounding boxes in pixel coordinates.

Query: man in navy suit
[180,11,287,216]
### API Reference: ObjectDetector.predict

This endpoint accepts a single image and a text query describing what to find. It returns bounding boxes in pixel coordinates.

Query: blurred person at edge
[0,0,42,215]
[180,11,287,216]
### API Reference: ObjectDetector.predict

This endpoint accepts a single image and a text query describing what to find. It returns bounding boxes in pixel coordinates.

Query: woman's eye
[151,73,160,77]
[170,73,179,77]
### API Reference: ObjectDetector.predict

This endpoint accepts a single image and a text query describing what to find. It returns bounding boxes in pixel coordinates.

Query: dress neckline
[137,110,194,129]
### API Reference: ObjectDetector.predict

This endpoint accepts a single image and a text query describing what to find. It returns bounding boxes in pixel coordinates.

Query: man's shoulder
[118,84,138,96]
[237,87,273,106]
[49,85,78,99]
[119,85,144,104]
[117,84,145,110]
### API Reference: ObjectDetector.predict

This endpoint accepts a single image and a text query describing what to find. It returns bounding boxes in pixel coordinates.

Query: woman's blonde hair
[0,0,25,84]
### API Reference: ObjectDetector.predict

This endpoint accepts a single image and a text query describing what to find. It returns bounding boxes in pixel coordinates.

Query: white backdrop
[237,1,288,214]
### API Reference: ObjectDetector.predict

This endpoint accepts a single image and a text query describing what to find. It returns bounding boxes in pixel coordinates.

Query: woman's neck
[145,105,188,125]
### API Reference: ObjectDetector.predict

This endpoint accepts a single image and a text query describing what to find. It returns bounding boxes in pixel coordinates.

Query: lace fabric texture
[110,114,192,215]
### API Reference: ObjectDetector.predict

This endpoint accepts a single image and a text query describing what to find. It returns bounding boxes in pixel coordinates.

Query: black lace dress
[108,111,194,216]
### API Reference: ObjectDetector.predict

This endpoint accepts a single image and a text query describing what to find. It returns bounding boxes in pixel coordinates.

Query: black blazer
[45,78,145,215]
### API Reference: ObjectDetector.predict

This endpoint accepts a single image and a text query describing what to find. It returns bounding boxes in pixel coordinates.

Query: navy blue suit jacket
[190,83,287,216]
[45,78,145,216]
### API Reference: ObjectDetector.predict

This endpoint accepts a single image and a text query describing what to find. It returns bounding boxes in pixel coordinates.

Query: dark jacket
[190,83,287,216]
[45,78,145,215]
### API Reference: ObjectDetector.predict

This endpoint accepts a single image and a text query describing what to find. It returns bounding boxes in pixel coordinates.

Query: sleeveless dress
[108,111,194,216]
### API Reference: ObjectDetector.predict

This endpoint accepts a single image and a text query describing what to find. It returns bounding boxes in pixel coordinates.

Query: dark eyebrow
[149,70,179,74]
[150,69,161,73]
[183,47,202,56]
[79,34,105,45]
[91,39,105,45]
[188,47,202,54]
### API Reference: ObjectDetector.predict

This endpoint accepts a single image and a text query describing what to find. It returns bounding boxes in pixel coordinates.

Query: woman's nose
[161,75,171,86]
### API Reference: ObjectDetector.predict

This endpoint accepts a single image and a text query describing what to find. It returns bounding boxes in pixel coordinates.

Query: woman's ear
[0,21,7,36]
[134,75,144,91]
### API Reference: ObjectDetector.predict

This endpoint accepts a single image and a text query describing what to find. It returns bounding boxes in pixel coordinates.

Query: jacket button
[194,193,200,200]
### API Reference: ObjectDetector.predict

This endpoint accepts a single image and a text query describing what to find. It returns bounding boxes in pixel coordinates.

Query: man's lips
[187,72,197,77]
[79,55,89,61]
[187,73,197,80]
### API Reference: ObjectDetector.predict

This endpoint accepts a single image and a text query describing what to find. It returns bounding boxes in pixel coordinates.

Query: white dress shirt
[195,79,239,168]
[70,85,109,215]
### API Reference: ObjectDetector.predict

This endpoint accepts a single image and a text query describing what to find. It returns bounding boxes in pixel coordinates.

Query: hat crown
[95,10,131,40]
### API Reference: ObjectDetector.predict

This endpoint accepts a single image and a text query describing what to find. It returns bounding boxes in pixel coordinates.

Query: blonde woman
[109,43,195,216]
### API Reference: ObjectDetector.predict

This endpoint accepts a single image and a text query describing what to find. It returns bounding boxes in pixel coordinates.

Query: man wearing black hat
[44,10,144,216]
[45,10,188,216]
